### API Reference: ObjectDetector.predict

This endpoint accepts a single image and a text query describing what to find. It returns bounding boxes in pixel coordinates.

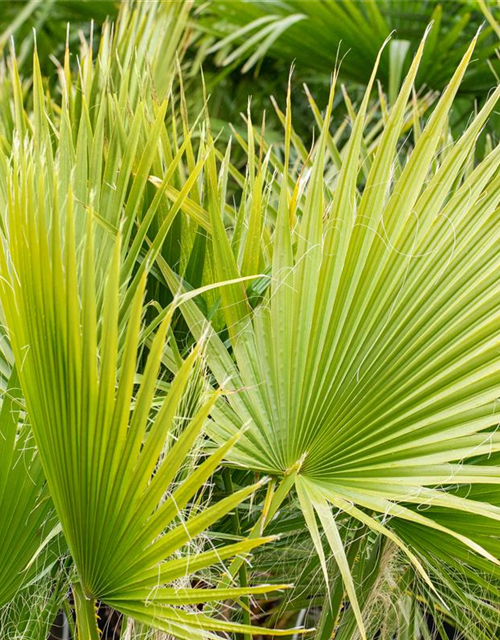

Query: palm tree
[1,1,500,638]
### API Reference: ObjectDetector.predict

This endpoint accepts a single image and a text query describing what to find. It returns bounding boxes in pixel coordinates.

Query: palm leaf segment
[171,34,500,637]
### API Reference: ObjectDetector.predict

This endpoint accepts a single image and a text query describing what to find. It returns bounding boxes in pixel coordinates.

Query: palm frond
[165,33,500,637]
[0,150,303,636]
[199,0,498,95]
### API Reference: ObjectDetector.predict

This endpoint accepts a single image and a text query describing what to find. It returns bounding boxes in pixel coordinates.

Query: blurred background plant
[0,0,118,75]
[193,0,500,138]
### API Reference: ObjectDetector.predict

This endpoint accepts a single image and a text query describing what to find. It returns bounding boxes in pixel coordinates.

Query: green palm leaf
[200,0,498,95]
[0,142,309,637]
[166,33,500,637]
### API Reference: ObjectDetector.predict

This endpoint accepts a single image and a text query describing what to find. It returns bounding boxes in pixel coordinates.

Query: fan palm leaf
[0,148,309,636]
[163,33,500,638]
[0,16,315,633]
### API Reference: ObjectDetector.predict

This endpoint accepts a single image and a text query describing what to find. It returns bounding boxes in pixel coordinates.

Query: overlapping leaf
[0,369,56,612]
